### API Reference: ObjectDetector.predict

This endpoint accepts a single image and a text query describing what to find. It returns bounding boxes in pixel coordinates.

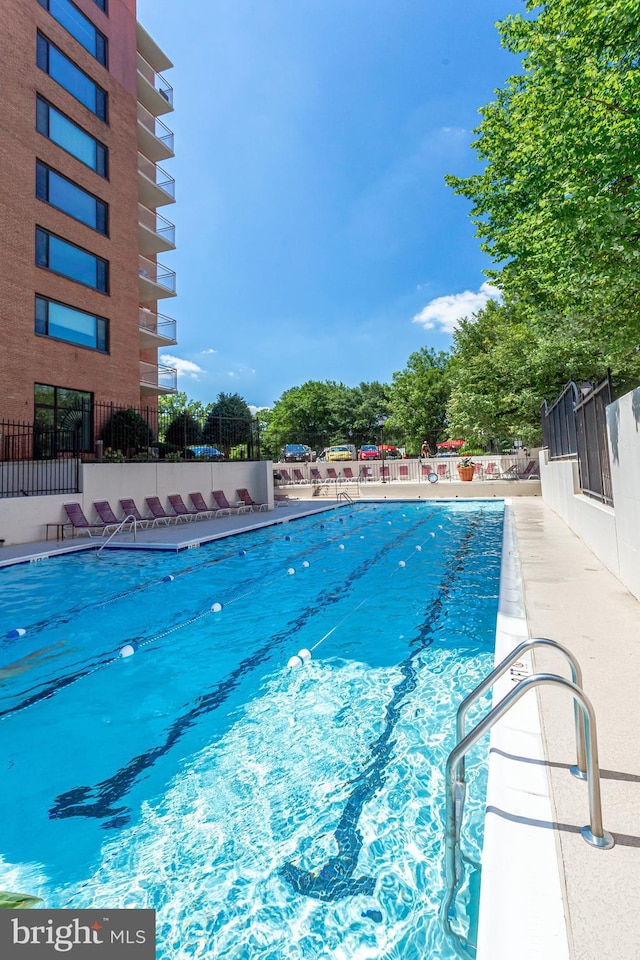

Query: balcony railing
[138,153,175,200]
[137,102,174,155]
[140,360,177,393]
[139,255,176,293]
[139,307,177,343]
[138,204,175,247]
[137,52,173,107]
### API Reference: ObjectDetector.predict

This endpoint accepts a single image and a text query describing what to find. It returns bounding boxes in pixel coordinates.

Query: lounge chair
[189,492,217,519]
[236,488,269,512]
[380,465,390,481]
[63,502,109,537]
[343,467,355,480]
[167,493,198,521]
[502,459,539,481]
[326,468,339,482]
[436,463,449,481]
[93,500,134,533]
[292,468,307,484]
[119,498,151,528]
[145,496,179,525]
[278,468,295,485]
[399,465,409,480]
[213,490,251,515]
[274,493,298,507]
[359,466,373,481]
[310,467,323,484]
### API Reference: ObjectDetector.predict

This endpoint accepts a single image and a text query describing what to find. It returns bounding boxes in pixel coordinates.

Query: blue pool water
[0,500,504,958]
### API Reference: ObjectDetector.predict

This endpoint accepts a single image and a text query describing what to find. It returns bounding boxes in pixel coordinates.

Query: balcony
[139,254,176,301]
[140,360,177,396]
[138,153,175,208]
[139,204,175,256]
[137,52,173,116]
[137,102,174,162]
[139,308,177,349]
[136,22,172,75]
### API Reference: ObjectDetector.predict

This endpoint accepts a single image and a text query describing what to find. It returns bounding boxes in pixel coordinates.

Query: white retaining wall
[0,460,273,546]
[540,385,640,602]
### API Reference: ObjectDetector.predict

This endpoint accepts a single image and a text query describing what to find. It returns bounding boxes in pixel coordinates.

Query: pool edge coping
[475,502,570,959]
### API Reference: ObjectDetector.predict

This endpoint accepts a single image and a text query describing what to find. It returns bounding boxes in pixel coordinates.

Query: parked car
[358,444,379,461]
[186,445,224,460]
[324,445,354,462]
[281,443,315,462]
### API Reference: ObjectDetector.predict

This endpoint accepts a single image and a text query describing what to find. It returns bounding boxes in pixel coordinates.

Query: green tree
[263,381,356,454]
[446,0,640,390]
[202,392,253,458]
[388,348,450,454]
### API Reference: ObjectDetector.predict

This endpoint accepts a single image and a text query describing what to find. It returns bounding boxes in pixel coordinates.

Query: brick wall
[0,0,144,422]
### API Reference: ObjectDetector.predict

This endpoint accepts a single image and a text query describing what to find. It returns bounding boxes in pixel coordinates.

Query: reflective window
[36,226,109,293]
[37,33,107,121]
[35,295,108,351]
[92,0,107,11]
[37,0,107,66]
[36,161,108,234]
[34,383,93,456]
[36,97,108,177]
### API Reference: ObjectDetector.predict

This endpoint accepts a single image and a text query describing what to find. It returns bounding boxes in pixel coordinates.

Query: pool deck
[0,495,638,959]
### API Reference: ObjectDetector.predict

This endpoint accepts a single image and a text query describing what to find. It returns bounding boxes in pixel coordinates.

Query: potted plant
[457,456,476,481]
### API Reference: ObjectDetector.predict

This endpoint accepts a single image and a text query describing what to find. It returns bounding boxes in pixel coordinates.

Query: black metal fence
[541,374,613,505]
[0,403,262,497]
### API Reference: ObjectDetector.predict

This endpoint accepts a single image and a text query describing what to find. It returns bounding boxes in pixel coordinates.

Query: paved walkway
[511,499,640,960]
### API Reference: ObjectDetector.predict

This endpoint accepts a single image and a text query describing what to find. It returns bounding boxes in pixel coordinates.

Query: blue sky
[136,0,521,409]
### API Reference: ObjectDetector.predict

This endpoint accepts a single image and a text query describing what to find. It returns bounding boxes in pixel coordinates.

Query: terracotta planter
[457,465,475,482]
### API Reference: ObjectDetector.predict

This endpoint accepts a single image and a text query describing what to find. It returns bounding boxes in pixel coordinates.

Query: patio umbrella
[437,439,465,450]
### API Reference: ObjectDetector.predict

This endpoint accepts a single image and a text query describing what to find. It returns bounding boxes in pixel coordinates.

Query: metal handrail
[337,491,354,504]
[96,515,138,558]
[457,638,586,780]
[442,673,614,953]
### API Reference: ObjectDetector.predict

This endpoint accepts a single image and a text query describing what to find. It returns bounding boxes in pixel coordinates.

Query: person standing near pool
[421,440,429,458]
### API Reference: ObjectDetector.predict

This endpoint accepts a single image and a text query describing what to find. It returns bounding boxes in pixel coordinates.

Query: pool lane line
[0,508,443,721]
[279,517,488,903]
[47,512,450,827]
[0,504,392,646]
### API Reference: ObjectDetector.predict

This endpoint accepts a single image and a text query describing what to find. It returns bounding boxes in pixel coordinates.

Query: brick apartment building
[0,0,177,450]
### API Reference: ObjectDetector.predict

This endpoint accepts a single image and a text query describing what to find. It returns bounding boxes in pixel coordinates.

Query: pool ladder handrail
[457,638,587,781]
[442,646,615,956]
[337,490,354,504]
[96,514,139,558]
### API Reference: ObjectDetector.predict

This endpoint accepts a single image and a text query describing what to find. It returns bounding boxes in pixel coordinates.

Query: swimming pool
[0,500,504,958]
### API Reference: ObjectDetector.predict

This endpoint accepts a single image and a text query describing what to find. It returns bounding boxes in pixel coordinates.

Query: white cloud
[160,354,204,380]
[200,348,216,355]
[412,282,501,334]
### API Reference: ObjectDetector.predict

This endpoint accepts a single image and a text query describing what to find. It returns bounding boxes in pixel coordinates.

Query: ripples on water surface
[0,500,503,958]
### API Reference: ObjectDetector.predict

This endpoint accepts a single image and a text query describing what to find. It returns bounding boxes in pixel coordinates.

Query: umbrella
[437,439,465,450]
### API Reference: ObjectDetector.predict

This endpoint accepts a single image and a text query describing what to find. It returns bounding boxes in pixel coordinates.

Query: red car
[358,444,379,460]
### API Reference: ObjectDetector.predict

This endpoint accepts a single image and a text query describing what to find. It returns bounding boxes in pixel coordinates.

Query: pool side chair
[359,466,373,482]
[343,467,355,480]
[236,488,269,512]
[292,468,307,484]
[189,492,217,519]
[275,492,298,507]
[63,502,108,538]
[145,496,178,525]
[119,498,151,529]
[310,467,323,484]
[168,493,198,521]
[278,468,295,485]
[213,490,251,515]
[399,464,409,480]
[326,468,339,483]
[93,500,133,533]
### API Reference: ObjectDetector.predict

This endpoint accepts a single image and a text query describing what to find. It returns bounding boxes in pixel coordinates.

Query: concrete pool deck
[0,495,637,959]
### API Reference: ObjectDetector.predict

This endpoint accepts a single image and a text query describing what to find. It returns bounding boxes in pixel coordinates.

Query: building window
[36,97,108,177]
[35,295,108,352]
[36,226,108,292]
[92,0,107,12]
[34,383,93,457]
[36,161,108,234]
[36,33,107,121]
[37,0,107,67]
